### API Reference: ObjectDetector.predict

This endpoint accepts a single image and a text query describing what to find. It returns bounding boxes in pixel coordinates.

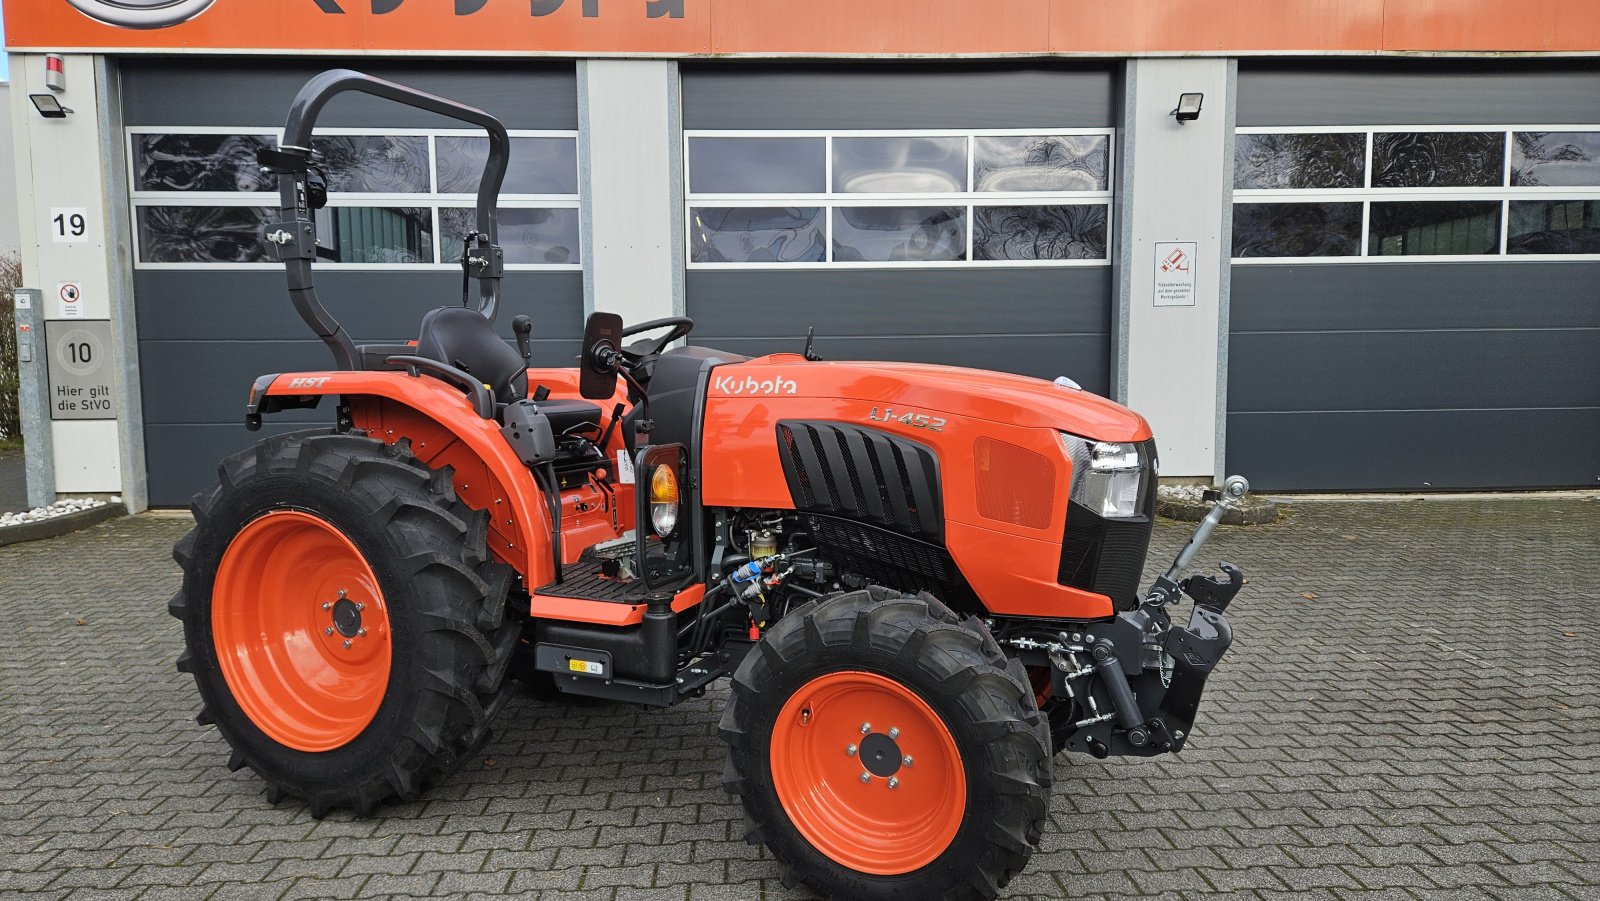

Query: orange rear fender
[259,370,555,583]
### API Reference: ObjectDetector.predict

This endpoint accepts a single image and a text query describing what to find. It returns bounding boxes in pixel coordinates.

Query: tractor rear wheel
[720,586,1051,901]
[170,430,516,817]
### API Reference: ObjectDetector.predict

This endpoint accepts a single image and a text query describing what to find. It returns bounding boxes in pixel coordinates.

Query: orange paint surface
[8,0,1596,54]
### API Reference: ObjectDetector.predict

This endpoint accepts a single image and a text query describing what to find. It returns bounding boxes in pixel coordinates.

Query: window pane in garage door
[1372,132,1505,188]
[315,207,433,263]
[689,207,825,263]
[440,206,581,264]
[1233,132,1365,190]
[973,205,1106,260]
[832,206,966,262]
[136,206,273,263]
[688,137,825,194]
[974,135,1109,192]
[436,135,579,195]
[832,136,966,193]
[133,133,276,192]
[1512,132,1600,187]
[311,135,431,193]
[1368,200,1502,255]
[1232,202,1362,258]
[1508,200,1600,254]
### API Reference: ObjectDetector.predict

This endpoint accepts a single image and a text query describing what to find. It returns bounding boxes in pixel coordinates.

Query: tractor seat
[415,306,528,404]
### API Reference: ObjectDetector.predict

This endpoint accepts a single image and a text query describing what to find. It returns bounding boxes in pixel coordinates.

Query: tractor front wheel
[169,431,516,817]
[721,587,1051,900]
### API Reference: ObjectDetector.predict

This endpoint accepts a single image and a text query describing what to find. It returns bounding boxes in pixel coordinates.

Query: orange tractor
[172,71,1252,900]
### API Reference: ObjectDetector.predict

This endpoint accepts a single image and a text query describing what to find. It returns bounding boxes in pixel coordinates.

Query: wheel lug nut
[342,639,352,649]
[860,722,871,735]
[321,602,331,610]
[903,755,914,767]
[859,772,871,783]
[356,603,365,611]
[338,589,347,598]
[324,627,334,636]
[846,744,857,756]
[888,777,899,789]
[358,628,367,637]
[888,727,900,739]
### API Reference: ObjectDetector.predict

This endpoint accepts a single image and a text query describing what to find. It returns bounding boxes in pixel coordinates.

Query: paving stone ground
[1,498,1596,900]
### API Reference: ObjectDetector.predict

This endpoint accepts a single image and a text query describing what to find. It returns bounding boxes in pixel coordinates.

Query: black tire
[169,430,517,817]
[720,586,1051,901]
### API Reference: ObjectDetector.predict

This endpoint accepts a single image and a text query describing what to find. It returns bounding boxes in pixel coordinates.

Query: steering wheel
[620,316,695,360]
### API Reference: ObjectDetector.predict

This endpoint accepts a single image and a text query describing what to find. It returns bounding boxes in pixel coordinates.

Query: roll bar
[260,69,509,371]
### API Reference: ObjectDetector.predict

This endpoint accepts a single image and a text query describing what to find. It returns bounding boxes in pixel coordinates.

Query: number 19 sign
[50,207,90,243]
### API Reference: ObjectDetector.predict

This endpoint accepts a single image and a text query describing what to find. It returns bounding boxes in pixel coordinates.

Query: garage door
[681,63,1118,389]
[121,60,583,506]
[1228,61,1600,490]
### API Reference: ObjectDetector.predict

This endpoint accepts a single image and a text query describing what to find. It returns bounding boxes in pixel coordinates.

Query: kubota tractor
[171,71,1252,900]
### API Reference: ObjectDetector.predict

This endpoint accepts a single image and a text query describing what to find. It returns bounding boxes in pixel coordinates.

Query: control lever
[512,315,533,364]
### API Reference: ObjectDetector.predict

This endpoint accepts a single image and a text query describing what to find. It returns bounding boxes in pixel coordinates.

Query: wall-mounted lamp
[29,94,75,119]
[1171,92,1204,123]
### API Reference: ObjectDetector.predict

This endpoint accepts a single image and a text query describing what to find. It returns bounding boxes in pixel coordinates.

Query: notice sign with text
[1153,242,1197,307]
[46,320,118,420]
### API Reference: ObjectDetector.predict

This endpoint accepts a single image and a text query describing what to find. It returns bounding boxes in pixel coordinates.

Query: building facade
[5,1,1598,509]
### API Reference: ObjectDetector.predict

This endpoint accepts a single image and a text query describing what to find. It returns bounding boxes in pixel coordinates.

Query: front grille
[1057,438,1157,609]
[777,421,942,540]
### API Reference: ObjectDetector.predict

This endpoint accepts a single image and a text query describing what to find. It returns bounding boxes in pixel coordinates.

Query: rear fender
[257,370,554,583]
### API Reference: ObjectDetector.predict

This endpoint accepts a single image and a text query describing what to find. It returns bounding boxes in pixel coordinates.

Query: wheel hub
[859,731,903,778]
[331,597,363,638]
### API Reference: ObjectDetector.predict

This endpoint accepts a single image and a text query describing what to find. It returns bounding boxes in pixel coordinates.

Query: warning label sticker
[1153,242,1197,307]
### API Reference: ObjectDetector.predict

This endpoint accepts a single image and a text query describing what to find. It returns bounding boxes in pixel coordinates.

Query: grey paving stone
[0,499,1595,899]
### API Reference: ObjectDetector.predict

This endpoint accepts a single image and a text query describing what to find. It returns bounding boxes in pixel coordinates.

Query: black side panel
[777,421,942,541]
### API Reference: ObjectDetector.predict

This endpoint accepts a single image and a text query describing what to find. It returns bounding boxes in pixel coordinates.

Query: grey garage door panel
[121,60,578,130]
[687,269,1110,339]
[682,62,1116,129]
[133,271,584,344]
[1231,263,1600,334]
[1229,328,1600,414]
[699,335,1110,393]
[147,422,331,507]
[1227,409,1600,491]
[1237,61,1600,127]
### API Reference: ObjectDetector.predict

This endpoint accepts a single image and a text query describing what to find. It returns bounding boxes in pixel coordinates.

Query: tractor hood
[717,355,1152,443]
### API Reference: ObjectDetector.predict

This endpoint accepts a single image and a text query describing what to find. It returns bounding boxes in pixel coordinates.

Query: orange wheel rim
[213,510,391,752]
[770,670,967,876]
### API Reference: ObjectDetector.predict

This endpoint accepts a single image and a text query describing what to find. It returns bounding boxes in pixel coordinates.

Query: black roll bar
[262,69,510,371]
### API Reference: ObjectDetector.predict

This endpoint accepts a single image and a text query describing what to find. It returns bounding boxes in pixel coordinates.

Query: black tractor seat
[414,306,528,404]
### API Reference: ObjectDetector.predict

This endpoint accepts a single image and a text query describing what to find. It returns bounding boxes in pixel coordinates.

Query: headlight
[649,464,680,537]
[1060,434,1146,519]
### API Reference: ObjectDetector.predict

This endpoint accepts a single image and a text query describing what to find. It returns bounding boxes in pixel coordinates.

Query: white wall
[0,82,19,255]
[1116,59,1234,480]
[10,54,123,493]
[578,59,684,325]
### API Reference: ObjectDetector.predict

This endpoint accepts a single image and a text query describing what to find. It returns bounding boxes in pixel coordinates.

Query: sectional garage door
[121,60,583,506]
[680,63,1118,389]
[1227,62,1600,490]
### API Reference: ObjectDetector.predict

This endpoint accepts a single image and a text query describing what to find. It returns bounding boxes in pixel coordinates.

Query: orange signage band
[8,0,1600,57]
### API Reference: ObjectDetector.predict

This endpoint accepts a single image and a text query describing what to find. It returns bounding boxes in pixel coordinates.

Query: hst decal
[286,376,332,389]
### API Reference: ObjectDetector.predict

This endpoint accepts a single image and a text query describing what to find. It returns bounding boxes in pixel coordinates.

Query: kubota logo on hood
[65,0,217,29]
[712,374,798,396]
